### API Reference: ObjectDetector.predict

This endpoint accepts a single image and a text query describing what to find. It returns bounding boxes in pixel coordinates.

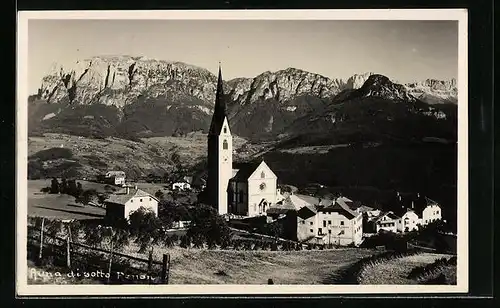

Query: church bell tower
[206,64,233,215]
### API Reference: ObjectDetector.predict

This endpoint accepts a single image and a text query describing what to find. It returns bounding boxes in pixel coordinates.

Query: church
[204,65,281,217]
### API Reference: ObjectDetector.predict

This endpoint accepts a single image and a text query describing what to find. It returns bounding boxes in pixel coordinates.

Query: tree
[154,190,165,200]
[76,182,84,197]
[129,207,162,236]
[67,179,77,196]
[187,204,231,247]
[50,178,60,194]
[60,178,68,194]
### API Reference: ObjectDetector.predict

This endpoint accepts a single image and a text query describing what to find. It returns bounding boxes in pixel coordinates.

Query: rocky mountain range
[29,55,458,141]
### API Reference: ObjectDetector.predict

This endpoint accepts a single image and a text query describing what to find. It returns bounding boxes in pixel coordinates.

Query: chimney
[134,185,137,190]
[126,186,130,195]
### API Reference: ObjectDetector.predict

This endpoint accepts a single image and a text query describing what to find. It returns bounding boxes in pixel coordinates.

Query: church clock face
[259,182,266,191]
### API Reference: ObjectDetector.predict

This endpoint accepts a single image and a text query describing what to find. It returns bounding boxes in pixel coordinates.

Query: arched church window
[261,171,265,178]
[223,139,228,150]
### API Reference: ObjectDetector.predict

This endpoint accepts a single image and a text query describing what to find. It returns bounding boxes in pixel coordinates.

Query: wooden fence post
[66,235,71,269]
[66,224,72,269]
[148,248,153,284]
[107,240,114,284]
[39,218,45,260]
[161,254,170,284]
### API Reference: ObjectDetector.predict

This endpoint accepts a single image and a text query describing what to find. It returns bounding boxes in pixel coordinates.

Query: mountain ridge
[30,55,458,140]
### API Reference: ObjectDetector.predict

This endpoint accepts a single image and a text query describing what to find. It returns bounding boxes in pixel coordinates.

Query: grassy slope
[358,253,455,285]
[121,245,376,284]
[28,133,249,180]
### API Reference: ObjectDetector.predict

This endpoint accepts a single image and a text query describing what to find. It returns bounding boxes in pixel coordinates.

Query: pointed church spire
[209,63,227,135]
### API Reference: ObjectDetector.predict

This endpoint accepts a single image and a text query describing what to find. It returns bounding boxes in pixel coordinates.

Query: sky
[28,19,458,94]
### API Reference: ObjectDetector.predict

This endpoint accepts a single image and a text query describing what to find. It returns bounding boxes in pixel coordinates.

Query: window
[149,197,152,201]
[310,229,314,233]
[328,230,332,234]
[140,199,143,202]
[131,199,133,203]
[302,221,305,225]
[261,171,265,179]
[310,222,313,225]
[323,221,326,227]
[340,221,344,226]
[437,210,440,214]
[223,127,227,133]
[328,220,331,225]
[318,228,322,235]
[223,139,228,150]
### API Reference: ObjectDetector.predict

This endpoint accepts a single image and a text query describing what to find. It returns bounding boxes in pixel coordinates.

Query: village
[85,166,446,247]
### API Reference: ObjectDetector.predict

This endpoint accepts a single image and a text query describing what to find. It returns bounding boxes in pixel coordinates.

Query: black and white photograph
[16,9,468,295]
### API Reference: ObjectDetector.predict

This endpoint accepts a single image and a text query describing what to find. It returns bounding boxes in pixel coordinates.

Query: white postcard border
[16,9,469,296]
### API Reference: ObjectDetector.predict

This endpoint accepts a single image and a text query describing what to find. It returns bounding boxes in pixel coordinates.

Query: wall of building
[217,118,233,215]
[247,165,277,217]
[297,215,317,242]
[297,210,363,246]
[398,211,420,232]
[422,204,442,225]
[376,215,398,233]
[124,196,158,219]
[230,181,248,216]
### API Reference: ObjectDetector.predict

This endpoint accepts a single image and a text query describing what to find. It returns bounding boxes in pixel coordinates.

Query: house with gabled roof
[374,211,400,233]
[105,186,159,220]
[294,194,363,246]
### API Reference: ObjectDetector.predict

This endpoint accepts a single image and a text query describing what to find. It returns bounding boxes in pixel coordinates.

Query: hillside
[27,133,248,180]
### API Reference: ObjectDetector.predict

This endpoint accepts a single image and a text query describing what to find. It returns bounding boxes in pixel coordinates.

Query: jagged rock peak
[37,55,218,107]
[226,67,345,104]
[345,72,375,89]
[359,74,415,102]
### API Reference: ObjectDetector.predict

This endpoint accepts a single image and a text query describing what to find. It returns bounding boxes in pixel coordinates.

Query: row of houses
[99,182,443,247]
[366,193,442,233]
[264,191,443,247]
[100,169,203,192]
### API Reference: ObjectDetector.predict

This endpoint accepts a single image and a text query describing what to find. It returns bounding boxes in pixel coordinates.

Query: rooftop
[105,188,157,206]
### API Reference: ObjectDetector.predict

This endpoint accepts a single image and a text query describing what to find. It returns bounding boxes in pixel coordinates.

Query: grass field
[27,179,171,221]
[358,253,455,285]
[120,244,376,284]
[28,179,106,220]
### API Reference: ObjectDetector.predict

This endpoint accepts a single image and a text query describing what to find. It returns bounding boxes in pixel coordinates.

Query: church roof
[208,65,228,136]
[231,161,261,181]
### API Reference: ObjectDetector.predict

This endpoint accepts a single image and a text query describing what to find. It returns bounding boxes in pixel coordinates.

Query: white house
[105,187,159,220]
[105,171,126,186]
[296,195,363,246]
[420,201,442,226]
[374,212,400,233]
[172,182,191,191]
[397,209,420,232]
